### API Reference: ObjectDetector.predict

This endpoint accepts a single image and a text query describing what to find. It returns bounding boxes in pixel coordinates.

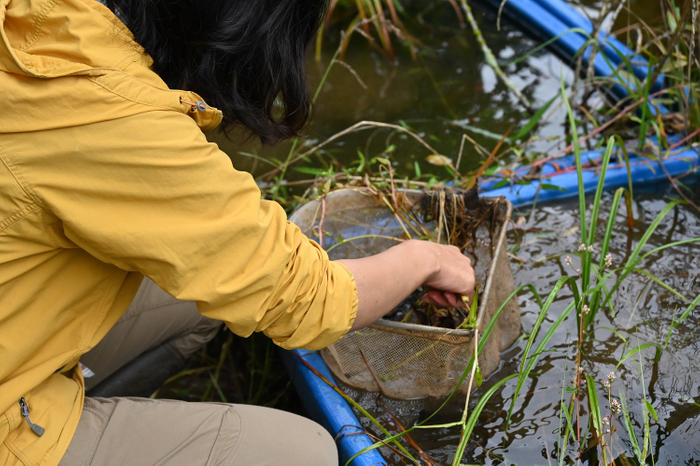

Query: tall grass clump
[504,81,700,464]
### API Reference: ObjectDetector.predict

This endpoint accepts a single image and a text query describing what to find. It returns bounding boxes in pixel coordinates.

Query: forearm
[337,239,475,332]
[337,240,437,331]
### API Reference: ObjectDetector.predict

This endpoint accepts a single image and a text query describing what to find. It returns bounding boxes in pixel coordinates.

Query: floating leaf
[425,154,454,167]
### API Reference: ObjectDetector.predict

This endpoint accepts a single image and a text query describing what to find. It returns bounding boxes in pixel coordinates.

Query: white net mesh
[290,189,520,399]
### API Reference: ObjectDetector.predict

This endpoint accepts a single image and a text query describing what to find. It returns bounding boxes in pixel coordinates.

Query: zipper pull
[19,397,44,437]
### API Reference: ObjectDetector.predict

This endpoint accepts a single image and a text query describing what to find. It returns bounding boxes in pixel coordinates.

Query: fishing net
[289,189,520,399]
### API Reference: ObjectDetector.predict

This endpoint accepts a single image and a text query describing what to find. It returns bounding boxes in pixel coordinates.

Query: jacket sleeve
[21,111,358,351]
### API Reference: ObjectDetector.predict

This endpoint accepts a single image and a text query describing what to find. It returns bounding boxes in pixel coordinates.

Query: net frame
[290,189,520,399]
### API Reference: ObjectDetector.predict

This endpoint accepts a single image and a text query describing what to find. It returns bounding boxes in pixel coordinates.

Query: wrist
[401,239,440,283]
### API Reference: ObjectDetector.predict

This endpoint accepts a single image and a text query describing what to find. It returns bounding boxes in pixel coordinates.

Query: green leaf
[645,399,658,422]
[620,391,644,462]
[294,167,327,175]
[513,94,558,140]
[615,343,659,371]
[493,179,510,189]
[667,11,677,32]
[413,161,422,177]
[468,286,479,327]
[540,183,567,192]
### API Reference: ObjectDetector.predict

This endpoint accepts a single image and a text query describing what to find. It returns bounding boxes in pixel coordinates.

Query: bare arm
[337,240,475,332]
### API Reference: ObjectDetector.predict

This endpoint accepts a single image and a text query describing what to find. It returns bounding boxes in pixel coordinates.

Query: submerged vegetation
[161,0,699,464]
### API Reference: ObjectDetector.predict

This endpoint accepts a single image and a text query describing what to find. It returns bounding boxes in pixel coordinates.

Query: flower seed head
[587,245,594,253]
[604,253,613,268]
[578,243,587,252]
[611,399,621,414]
[603,380,611,390]
[566,255,573,266]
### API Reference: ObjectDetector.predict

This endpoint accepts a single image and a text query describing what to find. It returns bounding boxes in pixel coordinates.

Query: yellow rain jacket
[0,0,358,463]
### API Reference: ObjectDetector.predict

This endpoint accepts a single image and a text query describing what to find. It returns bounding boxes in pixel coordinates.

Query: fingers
[422,291,467,308]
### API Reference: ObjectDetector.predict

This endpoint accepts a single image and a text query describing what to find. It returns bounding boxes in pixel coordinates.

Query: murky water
[216,1,580,180]
[210,0,699,463]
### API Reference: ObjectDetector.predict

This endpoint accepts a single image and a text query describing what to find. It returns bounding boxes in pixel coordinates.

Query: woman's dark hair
[106,0,328,144]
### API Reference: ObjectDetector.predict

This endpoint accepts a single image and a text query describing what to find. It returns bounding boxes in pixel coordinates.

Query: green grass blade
[452,374,518,465]
[603,199,682,308]
[589,187,625,320]
[562,77,588,296]
[507,277,578,427]
[513,95,558,141]
[639,237,700,261]
[585,374,607,464]
[675,293,700,326]
[587,137,617,248]
[559,398,575,466]
[615,343,659,371]
[620,391,644,463]
[633,268,691,302]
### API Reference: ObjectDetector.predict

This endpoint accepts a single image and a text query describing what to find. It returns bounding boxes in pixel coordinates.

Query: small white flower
[565,255,573,266]
[602,415,610,425]
[604,253,613,268]
[608,371,616,382]
[587,245,594,253]
[605,428,611,434]
[578,243,587,252]
[576,268,582,275]
[577,366,584,374]
[582,305,590,315]
[611,399,621,414]
[603,380,611,390]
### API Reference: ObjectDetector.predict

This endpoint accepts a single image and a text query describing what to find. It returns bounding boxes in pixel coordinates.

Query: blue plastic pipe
[478,0,667,112]
[483,143,699,208]
[281,350,386,466]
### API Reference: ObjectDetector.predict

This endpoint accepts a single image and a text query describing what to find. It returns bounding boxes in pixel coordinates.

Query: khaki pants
[59,278,338,465]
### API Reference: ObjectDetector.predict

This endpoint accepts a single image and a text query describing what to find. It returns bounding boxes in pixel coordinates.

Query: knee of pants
[167,315,223,360]
[60,398,338,466]
[218,404,339,466]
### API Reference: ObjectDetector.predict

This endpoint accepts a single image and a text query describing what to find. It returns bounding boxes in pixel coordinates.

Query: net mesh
[290,189,520,399]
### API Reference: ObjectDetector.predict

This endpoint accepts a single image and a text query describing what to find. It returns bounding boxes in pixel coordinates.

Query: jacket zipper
[19,397,45,437]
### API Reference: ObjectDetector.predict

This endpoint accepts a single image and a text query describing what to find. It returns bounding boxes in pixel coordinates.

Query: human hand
[404,240,475,308]
[339,239,476,331]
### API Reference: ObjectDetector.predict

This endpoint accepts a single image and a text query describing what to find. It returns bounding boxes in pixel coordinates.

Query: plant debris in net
[383,186,503,329]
